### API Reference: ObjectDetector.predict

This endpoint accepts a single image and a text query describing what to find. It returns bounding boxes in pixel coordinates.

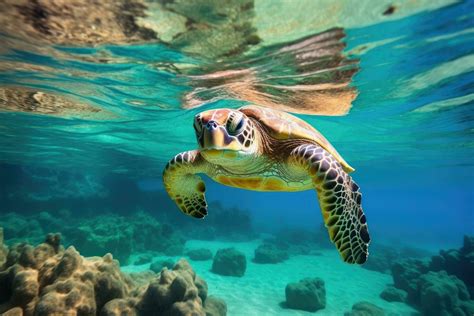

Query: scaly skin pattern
[162,150,210,219]
[211,155,312,192]
[240,105,355,173]
[289,143,370,264]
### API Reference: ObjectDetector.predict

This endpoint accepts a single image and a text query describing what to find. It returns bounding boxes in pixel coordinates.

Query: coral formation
[177,202,256,242]
[0,233,132,315]
[0,228,7,269]
[1,170,257,246]
[0,211,185,265]
[253,243,289,264]
[102,259,218,315]
[0,233,226,316]
[344,301,385,316]
[204,296,227,316]
[362,243,432,274]
[211,248,247,277]
[429,236,474,296]
[284,278,326,312]
[390,238,474,316]
[134,254,153,265]
[379,286,407,302]
[66,212,185,263]
[149,260,175,274]
[418,271,473,316]
[391,258,430,303]
[186,248,213,261]
[0,213,45,246]
[263,225,333,257]
[65,215,134,264]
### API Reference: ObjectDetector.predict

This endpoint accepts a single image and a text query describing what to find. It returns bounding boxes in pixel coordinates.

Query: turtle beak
[203,120,226,148]
[202,120,237,150]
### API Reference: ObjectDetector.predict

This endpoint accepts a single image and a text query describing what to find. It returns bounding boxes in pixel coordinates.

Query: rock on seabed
[0,231,227,316]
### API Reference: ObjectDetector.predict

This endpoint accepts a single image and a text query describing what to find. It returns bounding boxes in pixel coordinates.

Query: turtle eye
[227,113,245,135]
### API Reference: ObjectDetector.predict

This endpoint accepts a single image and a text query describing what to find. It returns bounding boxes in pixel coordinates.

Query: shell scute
[239,105,354,173]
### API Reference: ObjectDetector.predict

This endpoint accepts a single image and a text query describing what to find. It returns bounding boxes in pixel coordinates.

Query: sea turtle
[163,105,370,264]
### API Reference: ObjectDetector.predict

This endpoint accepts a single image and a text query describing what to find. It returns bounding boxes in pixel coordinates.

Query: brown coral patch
[0,232,226,316]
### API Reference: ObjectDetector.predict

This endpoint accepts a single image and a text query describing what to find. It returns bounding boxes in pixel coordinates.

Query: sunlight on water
[0,0,472,177]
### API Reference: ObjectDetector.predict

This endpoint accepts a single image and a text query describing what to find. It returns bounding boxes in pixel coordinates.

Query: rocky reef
[0,166,257,248]
[253,243,289,264]
[344,301,385,316]
[429,235,474,296]
[391,258,430,303]
[362,242,432,274]
[388,236,474,316]
[0,211,185,265]
[418,271,473,316]
[264,225,333,256]
[0,228,7,269]
[211,248,246,277]
[134,254,153,265]
[102,259,212,315]
[203,296,227,316]
[186,248,213,261]
[0,203,259,266]
[284,278,326,312]
[379,286,407,302]
[149,260,175,274]
[175,202,257,242]
[0,232,226,316]
[66,212,185,262]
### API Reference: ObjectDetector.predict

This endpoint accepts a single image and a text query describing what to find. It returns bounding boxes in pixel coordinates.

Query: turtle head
[193,108,259,164]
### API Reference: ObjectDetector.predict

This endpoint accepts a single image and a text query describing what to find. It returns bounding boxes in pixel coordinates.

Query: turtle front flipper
[291,144,370,264]
[163,150,210,219]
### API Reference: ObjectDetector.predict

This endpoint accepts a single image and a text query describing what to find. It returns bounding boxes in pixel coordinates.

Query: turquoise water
[0,1,473,315]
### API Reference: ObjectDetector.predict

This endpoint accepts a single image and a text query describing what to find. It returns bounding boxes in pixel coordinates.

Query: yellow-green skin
[163,105,370,264]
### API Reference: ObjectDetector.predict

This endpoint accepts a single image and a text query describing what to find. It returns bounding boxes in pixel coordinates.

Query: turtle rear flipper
[163,150,209,219]
[292,144,370,264]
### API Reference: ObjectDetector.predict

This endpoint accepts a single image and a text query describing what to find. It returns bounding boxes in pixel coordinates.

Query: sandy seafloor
[122,239,416,315]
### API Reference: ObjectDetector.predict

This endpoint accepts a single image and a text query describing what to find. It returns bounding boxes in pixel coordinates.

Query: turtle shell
[239,105,354,173]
